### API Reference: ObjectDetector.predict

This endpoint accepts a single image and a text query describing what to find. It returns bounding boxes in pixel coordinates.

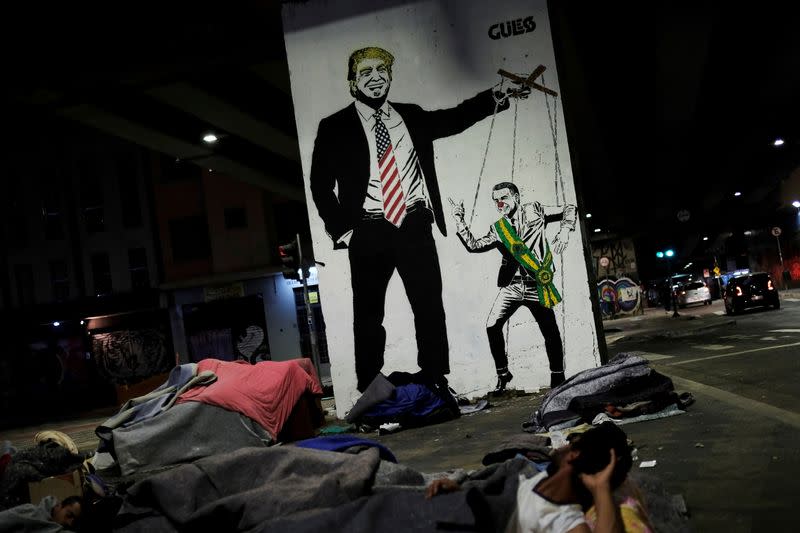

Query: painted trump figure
[309,46,529,391]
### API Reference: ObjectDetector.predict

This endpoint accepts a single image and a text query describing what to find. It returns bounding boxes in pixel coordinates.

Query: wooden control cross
[498,65,558,97]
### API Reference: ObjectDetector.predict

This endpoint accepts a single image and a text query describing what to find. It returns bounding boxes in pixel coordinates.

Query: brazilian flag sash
[494,218,562,308]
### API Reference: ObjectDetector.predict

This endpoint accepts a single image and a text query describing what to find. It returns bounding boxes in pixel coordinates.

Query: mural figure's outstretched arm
[449,198,498,253]
[420,80,530,141]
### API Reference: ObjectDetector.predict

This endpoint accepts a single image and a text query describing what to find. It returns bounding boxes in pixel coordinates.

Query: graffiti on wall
[283,0,602,414]
[92,329,172,384]
[597,277,642,318]
[593,239,638,279]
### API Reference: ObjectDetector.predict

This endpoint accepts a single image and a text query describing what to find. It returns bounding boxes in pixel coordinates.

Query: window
[14,264,35,307]
[79,160,105,234]
[168,216,211,262]
[91,252,112,295]
[224,207,248,230]
[42,191,65,240]
[7,181,28,249]
[49,260,70,302]
[117,154,143,228]
[159,155,202,183]
[128,248,150,290]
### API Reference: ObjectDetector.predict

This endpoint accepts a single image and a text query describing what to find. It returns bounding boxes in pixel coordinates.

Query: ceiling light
[203,133,218,143]
[773,138,785,146]
[792,200,800,208]
[734,191,741,197]
[53,321,60,327]
[586,213,592,219]
[593,228,601,233]
[702,236,708,241]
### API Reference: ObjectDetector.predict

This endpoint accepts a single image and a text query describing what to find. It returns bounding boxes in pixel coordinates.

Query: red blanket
[177,359,323,439]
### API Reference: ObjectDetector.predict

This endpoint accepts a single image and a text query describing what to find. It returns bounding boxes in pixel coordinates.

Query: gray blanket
[525,353,652,432]
[0,496,66,532]
[112,402,271,476]
[115,446,528,533]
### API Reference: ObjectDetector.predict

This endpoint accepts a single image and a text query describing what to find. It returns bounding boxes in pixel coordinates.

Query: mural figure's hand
[507,83,532,100]
[448,197,465,223]
[552,227,571,254]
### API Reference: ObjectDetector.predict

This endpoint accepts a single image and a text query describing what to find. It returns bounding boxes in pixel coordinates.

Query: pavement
[2,288,799,531]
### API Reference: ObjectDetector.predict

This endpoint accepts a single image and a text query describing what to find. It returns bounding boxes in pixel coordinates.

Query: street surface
[608,295,800,532]
[1,295,797,532]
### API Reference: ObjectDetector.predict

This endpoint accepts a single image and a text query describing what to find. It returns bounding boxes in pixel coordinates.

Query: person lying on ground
[426,422,634,533]
[0,494,83,531]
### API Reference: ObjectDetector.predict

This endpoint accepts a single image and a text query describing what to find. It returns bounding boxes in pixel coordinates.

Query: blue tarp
[295,435,397,463]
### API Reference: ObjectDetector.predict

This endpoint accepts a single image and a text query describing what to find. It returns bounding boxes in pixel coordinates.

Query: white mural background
[283,0,601,416]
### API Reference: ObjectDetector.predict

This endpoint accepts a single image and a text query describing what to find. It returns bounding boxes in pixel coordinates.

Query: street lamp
[656,248,680,318]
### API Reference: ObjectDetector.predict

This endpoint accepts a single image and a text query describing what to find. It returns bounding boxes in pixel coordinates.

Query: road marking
[668,375,800,430]
[759,336,778,341]
[667,341,800,366]
[769,329,800,333]
[783,298,800,302]
[713,311,726,316]
[694,344,734,351]
[638,352,675,361]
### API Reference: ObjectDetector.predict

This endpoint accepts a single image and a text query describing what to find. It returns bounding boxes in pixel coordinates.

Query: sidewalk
[603,301,734,345]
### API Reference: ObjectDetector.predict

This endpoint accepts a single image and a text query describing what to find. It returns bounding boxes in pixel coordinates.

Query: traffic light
[279,240,301,280]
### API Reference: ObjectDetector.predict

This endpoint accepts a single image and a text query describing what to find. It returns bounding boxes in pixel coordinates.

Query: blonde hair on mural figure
[348,47,395,94]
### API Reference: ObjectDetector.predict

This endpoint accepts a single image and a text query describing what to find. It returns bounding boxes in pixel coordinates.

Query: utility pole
[772,227,785,288]
[296,233,321,377]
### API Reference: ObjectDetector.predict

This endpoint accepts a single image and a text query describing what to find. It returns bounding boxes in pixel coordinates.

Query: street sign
[713,266,721,276]
[599,256,610,267]
[771,226,782,237]
[677,209,690,222]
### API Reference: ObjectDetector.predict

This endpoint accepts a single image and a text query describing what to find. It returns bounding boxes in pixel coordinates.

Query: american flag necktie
[374,111,406,227]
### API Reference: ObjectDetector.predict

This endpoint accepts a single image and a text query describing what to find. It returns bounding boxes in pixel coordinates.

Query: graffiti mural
[592,239,639,279]
[597,277,642,318]
[283,0,602,414]
[92,329,172,384]
[451,183,576,390]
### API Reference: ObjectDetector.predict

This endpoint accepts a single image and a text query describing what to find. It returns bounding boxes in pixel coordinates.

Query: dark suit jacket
[310,89,505,248]
[455,202,576,287]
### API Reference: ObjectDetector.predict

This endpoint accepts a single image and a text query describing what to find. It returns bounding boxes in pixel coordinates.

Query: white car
[676,280,712,307]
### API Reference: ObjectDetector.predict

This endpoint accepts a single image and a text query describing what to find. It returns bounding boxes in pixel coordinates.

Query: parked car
[723,272,780,315]
[676,280,712,307]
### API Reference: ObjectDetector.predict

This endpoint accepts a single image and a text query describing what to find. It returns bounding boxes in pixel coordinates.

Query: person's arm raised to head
[570,449,624,533]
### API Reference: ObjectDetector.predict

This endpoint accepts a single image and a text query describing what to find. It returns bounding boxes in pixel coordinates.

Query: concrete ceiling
[2,2,799,266]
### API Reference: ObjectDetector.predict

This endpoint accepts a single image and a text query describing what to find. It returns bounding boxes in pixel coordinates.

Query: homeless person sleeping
[112,422,654,533]
[426,422,650,532]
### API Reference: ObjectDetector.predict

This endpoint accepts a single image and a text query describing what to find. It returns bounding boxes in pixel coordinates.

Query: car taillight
[735,286,743,296]
[768,279,774,290]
